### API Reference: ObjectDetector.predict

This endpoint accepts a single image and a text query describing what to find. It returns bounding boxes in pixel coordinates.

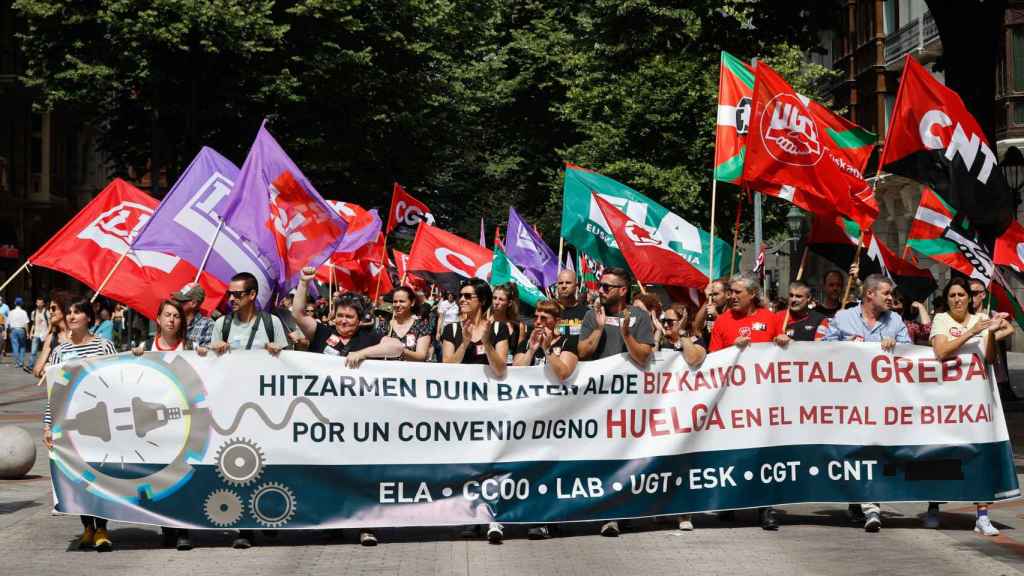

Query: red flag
[392,249,427,291]
[29,179,226,319]
[994,220,1024,273]
[592,193,708,289]
[407,223,492,293]
[879,55,1013,237]
[740,61,876,229]
[266,170,347,287]
[387,182,434,235]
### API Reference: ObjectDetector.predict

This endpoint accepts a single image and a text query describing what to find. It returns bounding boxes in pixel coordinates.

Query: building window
[1014,27,1024,92]
[1014,102,1024,126]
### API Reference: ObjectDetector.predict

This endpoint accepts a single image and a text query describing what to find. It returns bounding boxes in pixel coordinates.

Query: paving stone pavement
[4,357,1024,575]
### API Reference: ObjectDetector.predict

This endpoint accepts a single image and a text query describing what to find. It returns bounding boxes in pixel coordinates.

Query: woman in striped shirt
[42,299,117,552]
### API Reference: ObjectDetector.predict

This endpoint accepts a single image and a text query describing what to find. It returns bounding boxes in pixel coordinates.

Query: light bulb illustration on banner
[48,353,328,528]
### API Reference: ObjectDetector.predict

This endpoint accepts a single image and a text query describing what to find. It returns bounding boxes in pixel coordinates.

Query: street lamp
[1002,146,1024,220]
[785,205,806,281]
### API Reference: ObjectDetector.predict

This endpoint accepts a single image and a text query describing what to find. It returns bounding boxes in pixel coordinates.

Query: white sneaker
[678,515,694,531]
[486,522,503,544]
[975,516,1000,536]
[600,521,620,537]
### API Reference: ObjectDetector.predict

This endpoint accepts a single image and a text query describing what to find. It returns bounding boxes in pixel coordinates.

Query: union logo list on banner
[47,343,1017,529]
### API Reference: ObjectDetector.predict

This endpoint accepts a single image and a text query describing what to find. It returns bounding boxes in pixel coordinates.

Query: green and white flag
[561,163,731,278]
[491,247,546,307]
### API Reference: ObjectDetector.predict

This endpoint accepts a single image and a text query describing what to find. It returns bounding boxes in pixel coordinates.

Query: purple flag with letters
[132,146,277,309]
[215,121,348,294]
[504,207,558,289]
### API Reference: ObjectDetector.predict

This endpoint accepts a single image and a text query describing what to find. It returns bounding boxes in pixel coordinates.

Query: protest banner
[47,342,1017,529]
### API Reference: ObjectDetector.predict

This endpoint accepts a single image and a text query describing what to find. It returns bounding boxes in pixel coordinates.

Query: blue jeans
[30,336,44,370]
[9,328,26,368]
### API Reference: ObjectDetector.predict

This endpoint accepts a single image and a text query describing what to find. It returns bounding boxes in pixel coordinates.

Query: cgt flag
[880,55,1014,239]
[215,122,348,293]
[30,179,226,319]
[407,222,492,294]
[593,193,708,289]
[740,60,877,230]
[387,183,434,238]
[505,207,558,289]
[908,186,993,284]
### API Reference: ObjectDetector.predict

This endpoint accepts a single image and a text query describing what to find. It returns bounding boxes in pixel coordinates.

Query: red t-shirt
[709,307,781,352]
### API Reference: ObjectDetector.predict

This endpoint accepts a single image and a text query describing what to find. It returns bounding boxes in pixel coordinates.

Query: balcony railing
[884,11,940,66]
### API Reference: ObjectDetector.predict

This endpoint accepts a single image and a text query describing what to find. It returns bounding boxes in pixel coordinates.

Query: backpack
[221,311,276,350]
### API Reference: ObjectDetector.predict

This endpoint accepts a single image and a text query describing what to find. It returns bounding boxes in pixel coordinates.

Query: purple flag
[504,207,558,289]
[132,147,278,309]
[215,122,348,293]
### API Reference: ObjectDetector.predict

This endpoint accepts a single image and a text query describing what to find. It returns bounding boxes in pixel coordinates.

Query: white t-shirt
[929,312,988,350]
[32,309,49,336]
[7,307,29,330]
[439,300,460,326]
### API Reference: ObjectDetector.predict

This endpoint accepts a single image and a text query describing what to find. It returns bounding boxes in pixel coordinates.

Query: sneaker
[600,521,620,537]
[923,505,940,529]
[678,515,694,531]
[176,530,193,551]
[78,527,96,550]
[975,515,1000,536]
[233,530,254,549]
[716,510,735,522]
[486,523,503,544]
[760,507,779,531]
[527,526,551,540]
[93,528,112,552]
[848,504,866,524]
[160,528,175,548]
[359,530,378,546]
[864,511,881,533]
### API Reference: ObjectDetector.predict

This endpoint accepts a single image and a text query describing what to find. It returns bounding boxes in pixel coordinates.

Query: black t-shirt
[442,322,510,365]
[815,302,840,318]
[516,333,578,366]
[665,334,708,352]
[556,303,589,349]
[309,324,381,357]
[784,309,828,342]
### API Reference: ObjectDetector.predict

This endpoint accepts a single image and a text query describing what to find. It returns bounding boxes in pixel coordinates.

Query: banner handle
[0,260,31,294]
[91,248,132,303]
[193,217,225,283]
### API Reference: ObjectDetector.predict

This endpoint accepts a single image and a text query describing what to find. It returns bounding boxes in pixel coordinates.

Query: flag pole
[730,189,746,276]
[328,263,335,318]
[0,260,31,294]
[557,237,564,271]
[840,237,863,308]
[709,177,718,279]
[374,238,388,301]
[193,217,225,283]
[91,249,132,303]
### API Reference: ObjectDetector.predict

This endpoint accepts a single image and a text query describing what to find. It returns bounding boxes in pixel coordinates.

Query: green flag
[561,164,731,278]
[491,247,546,307]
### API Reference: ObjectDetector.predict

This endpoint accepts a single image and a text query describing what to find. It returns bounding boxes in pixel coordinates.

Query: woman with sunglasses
[632,293,664,348]
[923,277,1013,535]
[443,278,509,543]
[42,299,117,552]
[385,287,433,361]
[513,300,578,380]
[32,291,72,379]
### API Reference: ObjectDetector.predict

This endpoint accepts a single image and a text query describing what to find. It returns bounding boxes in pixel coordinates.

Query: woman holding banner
[384,287,433,361]
[443,278,510,543]
[41,299,117,552]
[927,277,1013,536]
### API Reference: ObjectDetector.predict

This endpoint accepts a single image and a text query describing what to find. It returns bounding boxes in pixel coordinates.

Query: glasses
[970,290,986,296]
[599,282,625,292]
[660,317,676,325]
[48,305,59,311]
[227,290,253,299]
[458,293,477,300]
[304,308,316,315]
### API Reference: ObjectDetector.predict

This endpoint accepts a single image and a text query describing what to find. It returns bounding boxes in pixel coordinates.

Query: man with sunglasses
[205,273,289,357]
[171,282,214,348]
[576,267,655,538]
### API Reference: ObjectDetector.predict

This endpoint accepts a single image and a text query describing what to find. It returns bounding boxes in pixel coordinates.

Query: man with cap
[172,282,214,348]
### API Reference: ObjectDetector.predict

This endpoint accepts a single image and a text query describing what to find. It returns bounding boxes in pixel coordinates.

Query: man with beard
[692,277,729,341]
[776,280,829,342]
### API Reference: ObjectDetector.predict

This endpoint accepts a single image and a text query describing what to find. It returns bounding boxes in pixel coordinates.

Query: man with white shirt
[7,297,29,371]
[29,297,49,371]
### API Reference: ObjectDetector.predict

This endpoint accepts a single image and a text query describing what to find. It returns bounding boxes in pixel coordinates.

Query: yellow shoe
[78,527,96,549]
[93,528,112,552]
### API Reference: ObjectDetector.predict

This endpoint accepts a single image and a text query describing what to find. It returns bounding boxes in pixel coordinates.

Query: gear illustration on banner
[204,489,244,527]
[215,438,266,487]
[249,482,297,528]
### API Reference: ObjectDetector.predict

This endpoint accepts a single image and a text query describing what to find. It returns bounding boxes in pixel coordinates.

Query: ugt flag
[880,55,1014,239]
[30,179,226,319]
[592,193,708,289]
[505,207,558,289]
[491,247,546,307]
[387,183,434,239]
[215,122,348,293]
[561,163,731,277]
[908,186,993,284]
[407,223,492,294]
[131,147,278,310]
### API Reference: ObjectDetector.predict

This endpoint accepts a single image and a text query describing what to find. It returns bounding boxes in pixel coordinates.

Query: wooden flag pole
[730,190,746,277]
[840,237,863,308]
[193,218,225,283]
[709,177,718,279]
[91,249,132,303]
[0,260,31,294]
[328,264,336,318]
[557,237,565,271]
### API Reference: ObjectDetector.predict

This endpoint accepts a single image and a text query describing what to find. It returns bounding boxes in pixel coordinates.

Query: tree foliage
[14,0,837,244]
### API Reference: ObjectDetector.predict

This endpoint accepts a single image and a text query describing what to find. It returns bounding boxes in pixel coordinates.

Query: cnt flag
[30,179,227,319]
[740,60,877,230]
[908,186,993,284]
[215,122,348,294]
[592,193,708,289]
[387,183,434,238]
[407,222,492,294]
[880,55,1014,239]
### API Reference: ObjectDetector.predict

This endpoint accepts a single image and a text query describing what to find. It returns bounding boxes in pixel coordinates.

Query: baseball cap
[171,282,206,303]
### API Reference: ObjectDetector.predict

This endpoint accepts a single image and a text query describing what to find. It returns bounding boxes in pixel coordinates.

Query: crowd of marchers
[3,260,1012,551]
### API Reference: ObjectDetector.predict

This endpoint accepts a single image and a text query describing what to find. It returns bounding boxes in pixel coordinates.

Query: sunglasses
[970,290,986,296]
[458,293,477,300]
[227,290,253,299]
[660,317,676,325]
[599,282,625,292]
[49,305,59,311]
[304,308,316,314]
